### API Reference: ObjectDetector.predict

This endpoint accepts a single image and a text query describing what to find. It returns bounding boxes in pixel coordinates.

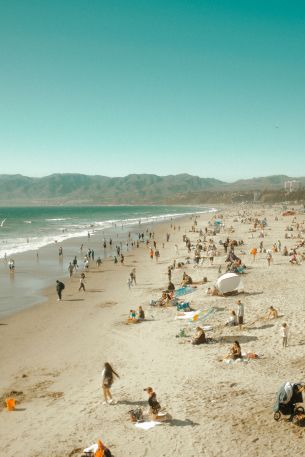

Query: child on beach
[79,273,85,292]
[281,323,288,347]
[101,363,119,405]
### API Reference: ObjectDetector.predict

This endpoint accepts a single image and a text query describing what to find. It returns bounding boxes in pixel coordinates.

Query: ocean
[0,206,215,259]
[0,205,216,317]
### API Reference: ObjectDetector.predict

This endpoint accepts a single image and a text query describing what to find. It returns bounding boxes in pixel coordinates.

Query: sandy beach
[1,205,305,457]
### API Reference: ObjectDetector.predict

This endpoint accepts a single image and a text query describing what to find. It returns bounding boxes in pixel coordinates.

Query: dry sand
[1,205,305,457]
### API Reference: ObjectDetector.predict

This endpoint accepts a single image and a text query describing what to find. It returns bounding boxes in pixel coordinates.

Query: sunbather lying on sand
[150,291,173,307]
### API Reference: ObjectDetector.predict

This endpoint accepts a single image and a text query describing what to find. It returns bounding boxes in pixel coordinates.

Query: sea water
[0,205,216,317]
[0,206,215,259]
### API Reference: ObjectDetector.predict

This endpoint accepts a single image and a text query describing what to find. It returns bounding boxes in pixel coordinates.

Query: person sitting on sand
[289,253,298,264]
[224,341,242,360]
[129,309,137,320]
[101,362,119,404]
[225,310,238,326]
[138,306,145,320]
[144,387,169,421]
[265,306,279,319]
[282,246,288,256]
[191,326,206,345]
[160,291,172,306]
[181,272,193,286]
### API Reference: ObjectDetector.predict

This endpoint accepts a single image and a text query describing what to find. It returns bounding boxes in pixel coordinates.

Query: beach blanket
[83,444,98,453]
[175,287,194,297]
[175,310,199,320]
[223,358,249,365]
[135,421,162,430]
[188,307,216,324]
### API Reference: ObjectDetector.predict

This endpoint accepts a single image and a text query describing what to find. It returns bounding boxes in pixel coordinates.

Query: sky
[0,0,304,182]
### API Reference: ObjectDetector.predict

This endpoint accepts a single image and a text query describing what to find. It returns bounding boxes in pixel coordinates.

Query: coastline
[2,204,305,457]
[0,206,216,318]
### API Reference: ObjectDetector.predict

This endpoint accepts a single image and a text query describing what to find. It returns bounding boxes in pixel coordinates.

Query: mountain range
[0,173,304,205]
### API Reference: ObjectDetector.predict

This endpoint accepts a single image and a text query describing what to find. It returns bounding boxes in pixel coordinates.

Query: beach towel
[175,310,199,320]
[135,421,162,430]
[188,308,216,324]
[175,287,194,297]
[83,444,98,453]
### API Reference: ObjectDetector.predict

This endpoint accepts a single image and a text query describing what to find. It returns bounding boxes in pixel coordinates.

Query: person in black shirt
[144,387,161,416]
[56,280,65,301]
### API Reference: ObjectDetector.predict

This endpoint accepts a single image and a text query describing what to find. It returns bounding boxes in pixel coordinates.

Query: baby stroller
[273,382,305,425]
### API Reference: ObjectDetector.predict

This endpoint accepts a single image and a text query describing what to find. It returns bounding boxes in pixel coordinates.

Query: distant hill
[0,173,304,205]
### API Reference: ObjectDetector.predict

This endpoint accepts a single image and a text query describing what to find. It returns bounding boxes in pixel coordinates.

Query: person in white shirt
[281,323,288,347]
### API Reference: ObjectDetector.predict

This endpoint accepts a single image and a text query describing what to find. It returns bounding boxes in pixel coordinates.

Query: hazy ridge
[0,173,305,205]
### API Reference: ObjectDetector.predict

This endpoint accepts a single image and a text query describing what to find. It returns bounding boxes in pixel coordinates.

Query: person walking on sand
[130,268,136,285]
[72,256,78,272]
[237,299,244,329]
[250,247,257,262]
[281,323,288,348]
[56,280,65,301]
[68,262,74,278]
[101,362,119,404]
[79,273,86,292]
[267,251,272,266]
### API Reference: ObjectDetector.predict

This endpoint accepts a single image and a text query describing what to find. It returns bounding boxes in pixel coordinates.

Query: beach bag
[129,407,143,422]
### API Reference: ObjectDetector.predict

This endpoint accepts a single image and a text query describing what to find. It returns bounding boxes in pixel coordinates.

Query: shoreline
[0,207,216,318]
[2,204,305,457]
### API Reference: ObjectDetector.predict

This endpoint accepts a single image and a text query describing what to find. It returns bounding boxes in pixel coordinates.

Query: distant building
[284,180,301,193]
[253,191,261,202]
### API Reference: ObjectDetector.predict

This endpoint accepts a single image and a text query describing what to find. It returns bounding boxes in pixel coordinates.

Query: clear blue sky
[0,0,304,181]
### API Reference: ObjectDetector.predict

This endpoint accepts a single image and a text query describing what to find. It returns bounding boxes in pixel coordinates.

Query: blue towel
[175,287,194,297]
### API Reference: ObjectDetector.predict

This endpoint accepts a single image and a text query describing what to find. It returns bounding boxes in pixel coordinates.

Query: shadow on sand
[169,418,199,427]
[117,400,147,406]
[220,335,258,343]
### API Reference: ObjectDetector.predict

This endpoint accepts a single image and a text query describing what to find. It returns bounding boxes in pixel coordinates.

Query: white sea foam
[0,207,217,259]
[45,218,69,221]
